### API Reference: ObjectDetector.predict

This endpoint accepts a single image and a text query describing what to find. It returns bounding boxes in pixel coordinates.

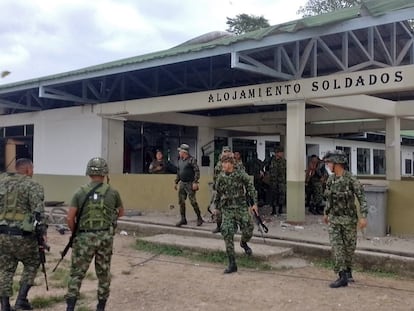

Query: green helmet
[324,150,347,164]
[86,157,109,176]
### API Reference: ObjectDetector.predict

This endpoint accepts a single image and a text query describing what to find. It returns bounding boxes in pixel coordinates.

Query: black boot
[240,241,252,256]
[194,207,204,226]
[96,299,107,311]
[212,221,221,233]
[329,271,348,288]
[270,206,277,215]
[278,205,284,215]
[66,297,77,311]
[1,296,11,311]
[176,205,187,227]
[309,204,317,215]
[14,284,32,310]
[346,268,354,283]
[224,255,237,274]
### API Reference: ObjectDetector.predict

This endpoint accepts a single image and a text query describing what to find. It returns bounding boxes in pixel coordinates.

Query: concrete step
[138,233,293,260]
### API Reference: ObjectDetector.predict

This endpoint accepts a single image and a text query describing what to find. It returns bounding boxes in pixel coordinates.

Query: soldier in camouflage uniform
[213,154,258,274]
[0,158,45,311]
[65,157,124,311]
[174,144,203,227]
[305,155,326,215]
[268,147,286,215]
[323,150,368,288]
[245,152,265,204]
[211,146,233,233]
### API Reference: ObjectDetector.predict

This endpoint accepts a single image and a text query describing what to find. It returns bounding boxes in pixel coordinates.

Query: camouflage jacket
[214,169,257,211]
[268,156,286,184]
[324,171,368,220]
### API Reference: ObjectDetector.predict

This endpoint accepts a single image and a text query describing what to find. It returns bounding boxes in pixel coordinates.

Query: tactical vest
[0,173,34,231]
[178,157,195,182]
[78,183,113,230]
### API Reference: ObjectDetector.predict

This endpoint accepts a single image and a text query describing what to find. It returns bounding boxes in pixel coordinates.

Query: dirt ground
[19,230,414,311]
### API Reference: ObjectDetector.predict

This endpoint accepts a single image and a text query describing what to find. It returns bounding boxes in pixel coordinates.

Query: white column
[197,126,215,176]
[385,116,401,180]
[286,100,306,223]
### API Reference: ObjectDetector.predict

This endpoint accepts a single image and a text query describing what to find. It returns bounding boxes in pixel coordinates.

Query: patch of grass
[77,306,93,311]
[49,267,70,288]
[85,271,97,281]
[31,295,65,308]
[135,240,272,270]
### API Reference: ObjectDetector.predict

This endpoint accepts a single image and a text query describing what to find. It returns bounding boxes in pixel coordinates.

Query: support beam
[385,117,401,181]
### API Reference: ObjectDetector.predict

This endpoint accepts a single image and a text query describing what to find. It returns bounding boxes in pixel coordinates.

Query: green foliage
[297,0,362,17]
[135,240,272,270]
[226,14,270,35]
[31,295,65,308]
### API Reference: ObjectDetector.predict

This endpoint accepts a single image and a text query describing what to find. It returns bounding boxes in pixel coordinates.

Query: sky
[0,0,307,85]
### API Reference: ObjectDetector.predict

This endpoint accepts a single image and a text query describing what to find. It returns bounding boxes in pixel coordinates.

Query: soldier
[233,151,245,171]
[65,157,124,311]
[148,150,176,174]
[211,146,233,233]
[0,158,46,311]
[268,147,286,215]
[323,150,368,288]
[174,144,203,227]
[213,154,258,274]
[305,155,326,215]
[245,152,265,204]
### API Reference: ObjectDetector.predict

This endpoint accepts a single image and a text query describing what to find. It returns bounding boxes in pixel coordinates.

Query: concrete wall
[34,173,212,213]
[34,174,414,235]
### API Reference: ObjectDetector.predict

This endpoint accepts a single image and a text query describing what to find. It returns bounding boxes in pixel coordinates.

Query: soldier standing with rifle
[213,154,258,274]
[65,157,124,311]
[0,158,46,311]
[323,150,368,288]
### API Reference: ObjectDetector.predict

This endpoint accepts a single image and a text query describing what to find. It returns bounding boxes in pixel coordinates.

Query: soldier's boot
[316,205,324,215]
[223,255,237,274]
[1,296,11,311]
[14,284,32,310]
[194,207,204,226]
[96,299,107,311]
[65,297,77,311]
[308,204,317,215]
[329,270,348,288]
[278,205,284,215]
[212,219,221,233]
[176,205,187,227]
[346,267,354,283]
[240,241,253,256]
[270,206,277,215]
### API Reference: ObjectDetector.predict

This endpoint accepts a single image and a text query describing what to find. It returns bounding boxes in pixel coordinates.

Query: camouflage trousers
[0,234,40,296]
[221,207,254,257]
[269,182,286,207]
[178,182,200,212]
[328,220,357,273]
[306,179,324,207]
[66,231,114,300]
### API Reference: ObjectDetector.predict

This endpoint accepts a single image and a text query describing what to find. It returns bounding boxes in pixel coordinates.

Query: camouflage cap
[275,146,284,153]
[324,150,347,164]
[220,154,235,163]
[177,143,190,153]
[222,146,232,152]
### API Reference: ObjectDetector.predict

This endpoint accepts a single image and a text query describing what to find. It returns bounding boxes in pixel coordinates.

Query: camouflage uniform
[175,146,202,226]
[245,156,265,203]
[305,157,326,214]
[268,153,286,214]
[324,150,368,288]
[66,158,123,311]
[0,163,45,310]
[214,167,257,272]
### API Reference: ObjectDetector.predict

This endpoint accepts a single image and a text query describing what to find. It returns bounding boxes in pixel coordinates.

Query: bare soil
[21,230,414,311]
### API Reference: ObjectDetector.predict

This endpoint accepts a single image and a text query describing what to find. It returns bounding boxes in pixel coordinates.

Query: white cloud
[0,0,307,84]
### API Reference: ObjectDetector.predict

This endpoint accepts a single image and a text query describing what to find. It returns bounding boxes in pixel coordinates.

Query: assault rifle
[34,220,50,291]
[246,195,269,243]
[207,190,217,221]
[52,183,103,272]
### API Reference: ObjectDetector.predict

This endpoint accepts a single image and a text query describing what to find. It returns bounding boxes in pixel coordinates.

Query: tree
[226,14,270,35]
[297,0,362,17]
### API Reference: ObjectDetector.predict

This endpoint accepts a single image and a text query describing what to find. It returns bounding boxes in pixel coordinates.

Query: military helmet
[86,157,109,176]
[324,150,347,164]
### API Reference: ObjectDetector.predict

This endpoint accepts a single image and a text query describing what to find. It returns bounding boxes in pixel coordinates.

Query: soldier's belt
[0,225,25,236]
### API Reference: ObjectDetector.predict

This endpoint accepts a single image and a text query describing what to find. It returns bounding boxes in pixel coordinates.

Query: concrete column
[5,139,16,172]
[102,119,124,174]
[197,126,215,176]
[385,116,401,180]
[286,100,306,223]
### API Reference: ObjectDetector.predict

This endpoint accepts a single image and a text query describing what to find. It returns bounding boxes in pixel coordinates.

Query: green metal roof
[1,0,413,90]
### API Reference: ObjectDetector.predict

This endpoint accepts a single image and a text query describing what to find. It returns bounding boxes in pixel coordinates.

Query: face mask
[325,164,334,175]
